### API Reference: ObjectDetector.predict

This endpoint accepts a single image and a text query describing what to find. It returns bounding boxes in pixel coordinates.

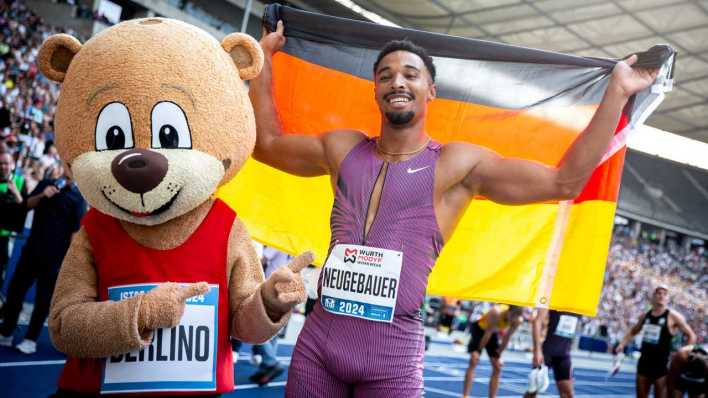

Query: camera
[55,177,66,190]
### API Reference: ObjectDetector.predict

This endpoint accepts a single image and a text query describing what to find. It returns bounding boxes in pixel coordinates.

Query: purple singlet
[286,138,443,397]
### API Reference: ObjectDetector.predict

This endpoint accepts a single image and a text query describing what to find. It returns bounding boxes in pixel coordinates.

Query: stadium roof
[618,149,708,239]
[287,0,708,144]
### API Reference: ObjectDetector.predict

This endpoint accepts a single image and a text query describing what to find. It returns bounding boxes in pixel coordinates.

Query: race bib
[554,315,578,338]
[320,244,402,323]
[642,324,661,344]
[101,283,219,394]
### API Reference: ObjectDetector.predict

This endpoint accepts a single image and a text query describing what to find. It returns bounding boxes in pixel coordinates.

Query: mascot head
[38,18,263,225]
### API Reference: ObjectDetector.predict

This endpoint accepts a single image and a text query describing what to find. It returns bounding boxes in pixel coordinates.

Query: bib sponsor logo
[344,248,357,263]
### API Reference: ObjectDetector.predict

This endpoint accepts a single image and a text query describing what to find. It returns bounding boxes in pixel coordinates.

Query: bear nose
[111,149,168,194]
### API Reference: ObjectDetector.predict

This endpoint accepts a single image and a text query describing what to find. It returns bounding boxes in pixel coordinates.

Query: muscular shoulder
[437,142,490,192]
[321,129,368,170]
[668,309,687,323]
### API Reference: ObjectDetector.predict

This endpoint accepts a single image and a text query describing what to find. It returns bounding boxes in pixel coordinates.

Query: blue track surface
[1,325,635,397]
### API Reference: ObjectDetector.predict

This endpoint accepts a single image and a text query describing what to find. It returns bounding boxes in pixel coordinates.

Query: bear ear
[38,34,82,83]
[221,33,264,81]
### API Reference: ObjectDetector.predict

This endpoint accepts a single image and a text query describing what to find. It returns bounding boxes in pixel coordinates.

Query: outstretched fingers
[177,282,210,302]
[287,251,314,274]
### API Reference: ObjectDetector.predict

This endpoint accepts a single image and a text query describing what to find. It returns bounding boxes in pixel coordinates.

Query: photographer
[0,162,85,354]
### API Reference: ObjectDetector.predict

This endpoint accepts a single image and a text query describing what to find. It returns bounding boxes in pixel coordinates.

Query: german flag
[217,4,675,315]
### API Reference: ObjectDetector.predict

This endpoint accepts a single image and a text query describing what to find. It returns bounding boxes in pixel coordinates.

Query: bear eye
[151,101,191,149]
[95,102,134,151]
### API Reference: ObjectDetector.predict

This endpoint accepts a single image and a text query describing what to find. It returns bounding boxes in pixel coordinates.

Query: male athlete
[250,21,659,397]
[616,285,696,398]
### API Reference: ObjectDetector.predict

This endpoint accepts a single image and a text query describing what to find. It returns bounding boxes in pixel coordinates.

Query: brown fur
[41,18,299,363]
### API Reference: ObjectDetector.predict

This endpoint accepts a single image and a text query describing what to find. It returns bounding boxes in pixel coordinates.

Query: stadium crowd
[0,0,66,194]
[585,228,707,346]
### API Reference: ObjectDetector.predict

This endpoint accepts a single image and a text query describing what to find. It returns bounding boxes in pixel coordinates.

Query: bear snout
[111,149,168,194]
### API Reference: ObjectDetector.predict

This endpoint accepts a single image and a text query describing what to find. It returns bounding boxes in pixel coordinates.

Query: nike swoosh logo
[407,166,430,174]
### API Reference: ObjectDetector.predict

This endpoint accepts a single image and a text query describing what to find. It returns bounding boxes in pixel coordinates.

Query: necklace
[375,137,430,156]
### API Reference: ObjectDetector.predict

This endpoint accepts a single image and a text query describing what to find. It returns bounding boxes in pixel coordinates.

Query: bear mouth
[102,189,181,218]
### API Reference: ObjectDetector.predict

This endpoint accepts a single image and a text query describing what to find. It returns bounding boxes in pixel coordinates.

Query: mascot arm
[227,218,289,344]
[49,228,153,358]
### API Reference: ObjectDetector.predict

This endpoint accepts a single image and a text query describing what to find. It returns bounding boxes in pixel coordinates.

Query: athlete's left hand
[609,54,660,98]
[261,251,314,318]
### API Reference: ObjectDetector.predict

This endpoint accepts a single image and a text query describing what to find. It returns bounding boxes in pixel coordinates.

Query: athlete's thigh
[636,374,652,398]
[353,371,423,398]
[486,332,501,359]
[286,349,350,398]
[653,376,668,398]
[552,355,573,381]
[286,333,349,398]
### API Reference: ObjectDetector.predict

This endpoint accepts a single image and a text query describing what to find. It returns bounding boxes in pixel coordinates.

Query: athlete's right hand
[138,282,210,331]
[532,349,544,368]
[260,20,285,58]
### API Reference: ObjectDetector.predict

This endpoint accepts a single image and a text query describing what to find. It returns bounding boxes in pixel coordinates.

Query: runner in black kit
[524,309,579,398]
[615,285,697,398]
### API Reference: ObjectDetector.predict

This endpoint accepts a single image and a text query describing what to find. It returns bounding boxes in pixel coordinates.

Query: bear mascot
[37,17,310,396]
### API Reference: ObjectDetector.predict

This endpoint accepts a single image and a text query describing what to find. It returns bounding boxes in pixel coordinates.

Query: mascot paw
[138,282,209,330]
[261,252,313,316]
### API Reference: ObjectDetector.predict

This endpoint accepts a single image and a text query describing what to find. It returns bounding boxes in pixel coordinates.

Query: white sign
[101,283,218,394]
[641,324,661,345]
[320,244,402,323]
[554,315,578,338]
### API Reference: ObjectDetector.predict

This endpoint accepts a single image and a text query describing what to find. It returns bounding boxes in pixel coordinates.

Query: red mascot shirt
[58,199,236,395]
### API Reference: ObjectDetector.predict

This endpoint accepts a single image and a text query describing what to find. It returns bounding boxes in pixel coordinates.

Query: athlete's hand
[614,342,625,355]
[532,349,544,368]
[608,54,660,98]
[260,20,285,59]
[261,252,313,318]
[138,282,210,331]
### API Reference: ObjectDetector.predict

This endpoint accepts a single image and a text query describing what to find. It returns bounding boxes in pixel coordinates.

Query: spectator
[0,162,85,354]
[0,149,26,298]
[232,245,290,386]
[246,246,291,385]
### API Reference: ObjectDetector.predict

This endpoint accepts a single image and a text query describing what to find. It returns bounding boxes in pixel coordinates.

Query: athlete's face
[652,288,669,307]
[374,51,436,127]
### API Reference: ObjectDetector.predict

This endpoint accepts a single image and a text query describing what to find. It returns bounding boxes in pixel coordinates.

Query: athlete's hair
[373,39,436,83]
[508,305,524,315]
